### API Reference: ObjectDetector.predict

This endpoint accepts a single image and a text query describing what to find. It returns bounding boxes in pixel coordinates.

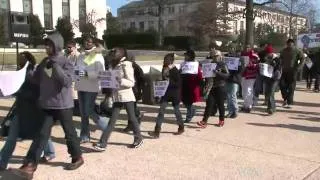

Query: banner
[297,33,320,49]
[153,80,169,97]
[202,63,217,78]
[0,62,29,97]
[259,63,274,78]
[98,70,121,89]
[224,57,240,70]
[181,61,199,74]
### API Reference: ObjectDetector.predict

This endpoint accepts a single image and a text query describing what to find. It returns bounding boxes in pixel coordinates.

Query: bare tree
[73,10,106,37]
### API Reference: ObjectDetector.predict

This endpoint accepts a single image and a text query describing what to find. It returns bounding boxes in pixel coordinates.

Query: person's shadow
[0,169,28,179]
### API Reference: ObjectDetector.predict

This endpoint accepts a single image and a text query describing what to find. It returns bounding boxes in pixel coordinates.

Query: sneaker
[217,120,224,127]
[39,155,55,164]
[128,138,143,149]
[122,126,132,133]
[282,100,288,107]
[197,121,207,128]
[92,143,106,152]
[80,138,90,144]
[230,113,238,119]
[65,156,84,170]
[148,131,160,139]
[173,126,185,135]
[267,109,274,115]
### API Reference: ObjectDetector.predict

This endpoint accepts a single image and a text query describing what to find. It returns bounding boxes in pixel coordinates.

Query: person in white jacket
[93,47,143,151]
[74,37,109,143]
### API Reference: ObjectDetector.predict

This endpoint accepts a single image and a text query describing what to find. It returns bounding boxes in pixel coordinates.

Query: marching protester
[225,51,242,119]
[93,47,143,151]
[254,44,273,106]
[240,48,259,113]
[122,53,145,133]
[0,52,55,170]
[181,49,203,123]
[149,53,184,138]
[314,49,320,93]
[303,51,313,90]
[279,39,305,108]
[197,50,229,128]
[11,32,83,179]
[263,53,282,115]
[74,36,109,144]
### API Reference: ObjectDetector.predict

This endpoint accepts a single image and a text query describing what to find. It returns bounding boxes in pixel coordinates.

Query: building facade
[118,0,307,38]
[0,0,107,42]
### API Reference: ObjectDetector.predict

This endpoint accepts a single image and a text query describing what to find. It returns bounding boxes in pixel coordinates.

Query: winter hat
[265,44,273,54]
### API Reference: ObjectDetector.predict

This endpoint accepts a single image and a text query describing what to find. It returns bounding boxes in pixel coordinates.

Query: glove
[46,60,55,69]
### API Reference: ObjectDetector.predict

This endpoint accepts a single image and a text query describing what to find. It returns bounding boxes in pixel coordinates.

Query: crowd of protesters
[0,31,319,179]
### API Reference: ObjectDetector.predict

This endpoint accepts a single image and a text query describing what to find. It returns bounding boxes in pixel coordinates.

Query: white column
[70,0,81,38]
[52,0,63,28]
[10,0,23,12]
[32,0,45,27]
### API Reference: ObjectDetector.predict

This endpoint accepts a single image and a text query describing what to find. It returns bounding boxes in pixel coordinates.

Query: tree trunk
[245,0,254,49]
[158,4,163,47]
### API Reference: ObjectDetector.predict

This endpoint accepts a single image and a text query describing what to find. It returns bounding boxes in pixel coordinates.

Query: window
[168,6,175,14]
[62,0,70,18]
[0,0,9,10]
[148,21,154,29]
[79,0,86,24]
[130,22,135,29]
[139,21,144,31]
[167,20,175,30]
[240,21,244,30]
[179,6,185,13]
[43,0,53,29]
[23,0,32,13]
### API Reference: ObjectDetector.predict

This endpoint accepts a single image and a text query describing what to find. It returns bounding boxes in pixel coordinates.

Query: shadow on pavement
[247,123,320,133]
[0,170,27,180]
[253,106,320,116]
[274,100,320,108]
[289,114,320,122]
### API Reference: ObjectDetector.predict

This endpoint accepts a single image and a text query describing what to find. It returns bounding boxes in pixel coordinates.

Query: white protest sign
[224,57,240,70]
[98,70,121,89]
[181,61,199,74]
[153,80,169,97]
[0,62,29,97]
[259,63,274,78]
[202,63,217,78]
[306,61,313,69]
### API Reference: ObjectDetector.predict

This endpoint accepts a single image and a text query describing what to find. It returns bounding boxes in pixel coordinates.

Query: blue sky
[107,0,130,16]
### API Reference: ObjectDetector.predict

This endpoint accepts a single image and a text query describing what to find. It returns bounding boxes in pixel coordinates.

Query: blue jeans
[226,82,239,114]
[185,103,196,122]
[0,115,55,168]
[155,102,184,128]
[78,91,109,141]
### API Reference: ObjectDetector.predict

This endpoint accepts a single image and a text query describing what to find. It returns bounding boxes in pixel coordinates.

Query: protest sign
[98,70,121,89]
[224,57,240,70]
[181,61,199,74]
[202,63,217,78]
[153,80,169,97]
[0,62,29,97]
[259,63,274,78]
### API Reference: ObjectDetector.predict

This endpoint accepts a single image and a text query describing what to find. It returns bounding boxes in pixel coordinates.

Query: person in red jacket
[241,50,259,113]
[180,50,203,123]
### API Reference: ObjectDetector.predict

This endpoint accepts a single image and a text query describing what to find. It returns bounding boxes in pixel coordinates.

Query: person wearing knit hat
[240,51,260,113]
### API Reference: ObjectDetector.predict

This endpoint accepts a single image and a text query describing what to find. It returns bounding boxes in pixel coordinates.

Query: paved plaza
[0,82,319,180]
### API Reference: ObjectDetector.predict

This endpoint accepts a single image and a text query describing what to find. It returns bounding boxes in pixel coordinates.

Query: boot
[148,126,161,138]
[173,125,184,135]
[10,162,37,179]
[65,156,84,170]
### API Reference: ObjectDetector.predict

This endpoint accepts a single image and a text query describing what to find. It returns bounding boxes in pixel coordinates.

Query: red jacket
[241,50,259,79]
[181,66,203,104]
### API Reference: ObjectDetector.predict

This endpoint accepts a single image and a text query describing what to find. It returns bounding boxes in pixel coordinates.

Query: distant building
[0,0,107,43]
[118,0,307,37]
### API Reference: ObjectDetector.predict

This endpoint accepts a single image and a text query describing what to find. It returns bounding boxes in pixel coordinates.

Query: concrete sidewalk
[0,82,319,180]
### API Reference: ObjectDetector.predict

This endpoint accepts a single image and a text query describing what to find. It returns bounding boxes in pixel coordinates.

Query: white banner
[98,70,121,89]
[297,33,320,49]
[153,80,169,97]
[224,57,240,70]
[180,61,199,74]
[0,62,29,97]
[259,63,274,78]
[202,63,217,78]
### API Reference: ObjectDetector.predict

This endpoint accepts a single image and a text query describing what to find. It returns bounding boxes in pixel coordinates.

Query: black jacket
[161,66,181,106]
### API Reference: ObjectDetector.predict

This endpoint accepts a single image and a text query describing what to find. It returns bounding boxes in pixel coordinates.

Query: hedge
[103,33,157,49]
